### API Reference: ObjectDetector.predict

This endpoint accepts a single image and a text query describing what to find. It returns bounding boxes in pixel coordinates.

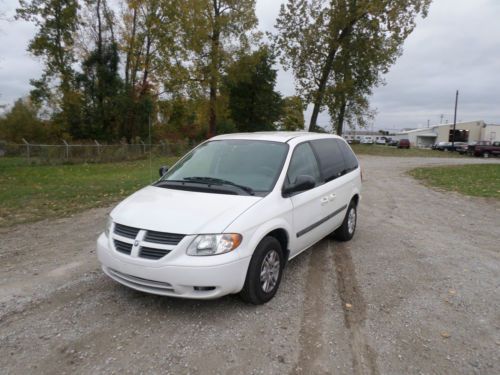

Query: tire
[335,201,357,242]
[240,236,284,305]
[483,152,490,158]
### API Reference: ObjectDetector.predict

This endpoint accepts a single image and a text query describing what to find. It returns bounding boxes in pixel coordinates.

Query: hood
[111,185,261,234]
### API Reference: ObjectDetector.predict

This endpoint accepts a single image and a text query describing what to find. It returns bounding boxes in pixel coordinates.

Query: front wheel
[335,201,357,241]
[240,236,284,305]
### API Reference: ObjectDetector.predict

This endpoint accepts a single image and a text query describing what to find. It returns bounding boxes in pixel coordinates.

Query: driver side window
[286,142,321,187]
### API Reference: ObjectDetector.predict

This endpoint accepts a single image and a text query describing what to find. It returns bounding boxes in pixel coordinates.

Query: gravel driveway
[1,156,499,375]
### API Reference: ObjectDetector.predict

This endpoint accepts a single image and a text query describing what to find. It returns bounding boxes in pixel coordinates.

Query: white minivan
[97,132,362,304]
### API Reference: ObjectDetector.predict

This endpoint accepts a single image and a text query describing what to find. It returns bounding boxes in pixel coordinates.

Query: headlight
[187,234,242,256]
[104,216,113,237]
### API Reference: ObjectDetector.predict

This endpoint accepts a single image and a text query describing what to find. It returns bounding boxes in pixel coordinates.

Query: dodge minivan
[97,132,362,304]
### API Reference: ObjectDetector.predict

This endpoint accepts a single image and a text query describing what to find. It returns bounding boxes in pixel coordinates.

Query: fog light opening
[193,286,216,291]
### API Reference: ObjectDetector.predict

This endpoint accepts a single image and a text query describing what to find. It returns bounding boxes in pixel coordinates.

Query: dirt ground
[1,156,499,375]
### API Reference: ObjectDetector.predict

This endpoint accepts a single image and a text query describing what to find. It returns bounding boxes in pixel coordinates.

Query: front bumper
[97,233,250,299]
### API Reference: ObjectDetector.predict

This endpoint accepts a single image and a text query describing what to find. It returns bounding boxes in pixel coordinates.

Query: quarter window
[336,139,358,172]
[310,139,346,182]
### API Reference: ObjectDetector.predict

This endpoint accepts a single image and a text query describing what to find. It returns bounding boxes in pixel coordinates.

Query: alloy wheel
[260,250,280,293]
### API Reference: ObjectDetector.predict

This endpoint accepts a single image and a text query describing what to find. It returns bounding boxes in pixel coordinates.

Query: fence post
[94,140,101,155]
[62,139,69,160]
[140,140,146,154]
[22,138,30,163]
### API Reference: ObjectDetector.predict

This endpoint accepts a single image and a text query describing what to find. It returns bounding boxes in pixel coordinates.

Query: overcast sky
[1,0,499,130]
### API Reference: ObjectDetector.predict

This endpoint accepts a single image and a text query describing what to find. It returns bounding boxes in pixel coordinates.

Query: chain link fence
[0,139,198,164]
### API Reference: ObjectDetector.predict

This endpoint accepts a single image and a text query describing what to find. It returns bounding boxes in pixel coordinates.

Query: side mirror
[159,165,169,177]
[283,175,316,196]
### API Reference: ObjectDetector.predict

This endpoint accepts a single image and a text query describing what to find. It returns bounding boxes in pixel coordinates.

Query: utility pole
[440,114,444,124]
[427,119,430,128]
[452,90,459,149]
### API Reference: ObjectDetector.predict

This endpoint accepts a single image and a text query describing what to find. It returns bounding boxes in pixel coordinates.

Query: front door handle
[320,197,329,205]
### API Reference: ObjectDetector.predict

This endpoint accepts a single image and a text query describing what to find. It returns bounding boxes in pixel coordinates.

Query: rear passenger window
[310,139,346,182]
[336,139,358,172]
[286,143,321,186]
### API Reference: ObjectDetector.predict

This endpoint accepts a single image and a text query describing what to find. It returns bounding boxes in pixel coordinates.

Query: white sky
[1,0,500,130]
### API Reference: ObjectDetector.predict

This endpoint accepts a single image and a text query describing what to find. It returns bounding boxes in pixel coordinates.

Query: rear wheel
[335,201,357,241]
[240,236,284,304]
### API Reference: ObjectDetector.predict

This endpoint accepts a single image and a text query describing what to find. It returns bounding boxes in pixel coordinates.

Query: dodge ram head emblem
[134,240,139,247]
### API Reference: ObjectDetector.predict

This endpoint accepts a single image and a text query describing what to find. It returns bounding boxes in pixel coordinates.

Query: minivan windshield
[158,140,289,196]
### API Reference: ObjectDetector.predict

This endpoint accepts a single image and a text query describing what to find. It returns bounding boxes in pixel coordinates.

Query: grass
[0,156,179,227]
[409,164,500,199]
[350,144,465,158]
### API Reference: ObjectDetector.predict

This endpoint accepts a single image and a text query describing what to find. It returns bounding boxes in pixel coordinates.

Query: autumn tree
[16,0,80,133]
[274,0,431,133]
[118,0,181,140]
[0,98,49,142]
[278,96,305,131]
[180,0,258,137]
[324,31,382,134]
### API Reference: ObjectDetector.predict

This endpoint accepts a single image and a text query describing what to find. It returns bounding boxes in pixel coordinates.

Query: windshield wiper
[182,176,255,196]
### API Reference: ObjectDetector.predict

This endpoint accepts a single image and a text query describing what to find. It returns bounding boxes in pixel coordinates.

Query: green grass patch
[409,164,500,199]
[0,156,179,227]
[350,144,465,158]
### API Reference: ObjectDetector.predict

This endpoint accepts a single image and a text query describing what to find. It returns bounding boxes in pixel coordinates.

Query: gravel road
[1,156,499,375]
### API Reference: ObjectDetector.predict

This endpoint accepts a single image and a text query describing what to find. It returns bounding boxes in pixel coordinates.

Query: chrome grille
[114,239,133,255]
[139,247,171,260]
[114,223,140,239]
[144,230,184,245]
[111,222,185,260]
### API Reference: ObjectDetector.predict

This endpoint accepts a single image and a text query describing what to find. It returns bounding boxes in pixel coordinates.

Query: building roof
[413,133,437,137]
[396,120,486,135]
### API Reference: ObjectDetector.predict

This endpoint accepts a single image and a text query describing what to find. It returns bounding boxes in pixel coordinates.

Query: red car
[397,139,410,149]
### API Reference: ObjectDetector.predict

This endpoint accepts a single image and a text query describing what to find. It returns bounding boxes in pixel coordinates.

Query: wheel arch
[242,219,292,265]
[265,228,290,263]
[351,193,360,206]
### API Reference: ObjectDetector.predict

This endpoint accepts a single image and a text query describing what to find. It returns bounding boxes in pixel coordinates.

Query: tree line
[0,0,431,143]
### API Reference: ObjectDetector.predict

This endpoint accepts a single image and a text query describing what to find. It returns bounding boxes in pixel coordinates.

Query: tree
[224,48,282,132]
[278,96,305,131]
[179,0,258,137]
[118,0,179,141]
[274,0,431,133]
[75,0,125,141]
[16,0,80,131]
[0,98,48,142]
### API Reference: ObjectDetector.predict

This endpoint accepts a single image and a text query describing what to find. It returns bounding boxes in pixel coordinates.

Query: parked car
[467,141,490,156]
[435,142,468,151]
[387,139,398,146]
[432,141,447,150]
[456,143,470,154]
[397,139,410,149]
[375,138,386,145]
[360,137,374,144]
[97,132,362,304]
[471,141,500,157]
